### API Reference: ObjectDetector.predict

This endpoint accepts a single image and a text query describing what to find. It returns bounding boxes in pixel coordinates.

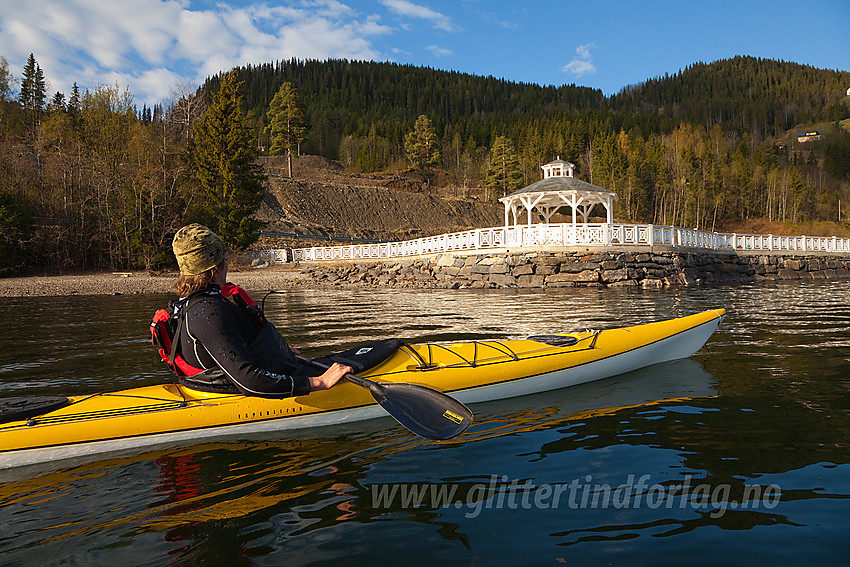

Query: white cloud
[379,0,458,32]
[132,68,187,104]
[562,43,597,77]
[427,45,453,57]
[0,0,391,105]
[176,8,238,64]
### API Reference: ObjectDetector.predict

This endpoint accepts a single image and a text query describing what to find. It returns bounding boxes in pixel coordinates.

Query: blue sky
[1,0,847,107]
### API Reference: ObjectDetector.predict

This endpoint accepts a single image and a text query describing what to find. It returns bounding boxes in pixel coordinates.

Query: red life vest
[150,284,261,377]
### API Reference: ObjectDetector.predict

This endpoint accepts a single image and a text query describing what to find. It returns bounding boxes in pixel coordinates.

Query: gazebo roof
[500,176,617,201]
[498,170,618,226]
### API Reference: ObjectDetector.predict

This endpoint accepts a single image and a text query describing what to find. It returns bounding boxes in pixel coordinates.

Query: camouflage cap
[172,224,226,276]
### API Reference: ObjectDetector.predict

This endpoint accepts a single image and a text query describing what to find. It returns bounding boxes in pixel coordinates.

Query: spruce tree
[265,82,306,177]
[49,91,65,112]
[485,136,523,198]
[68,82,81,129]
[19,53,46,128]
[191,70,266,249]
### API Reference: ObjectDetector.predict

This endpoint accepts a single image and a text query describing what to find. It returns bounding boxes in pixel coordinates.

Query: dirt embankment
[257,156,503,244]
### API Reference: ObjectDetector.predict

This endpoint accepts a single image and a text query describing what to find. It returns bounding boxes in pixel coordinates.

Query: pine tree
[265,82,306,177]
[191,70,266,249]
[19,53,46,129]
[404,114,440,174]
[485,136,523,198]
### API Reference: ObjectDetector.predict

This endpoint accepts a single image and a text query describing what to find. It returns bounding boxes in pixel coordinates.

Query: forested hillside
[220,56,848,156]
[1,54,849,275]
[611,57,849,139]
[216,56,850,230]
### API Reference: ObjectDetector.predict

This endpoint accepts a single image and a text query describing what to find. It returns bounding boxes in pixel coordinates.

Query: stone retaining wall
[294,251,850,289]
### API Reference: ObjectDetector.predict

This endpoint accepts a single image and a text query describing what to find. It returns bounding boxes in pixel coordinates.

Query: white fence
[254,223,850,263]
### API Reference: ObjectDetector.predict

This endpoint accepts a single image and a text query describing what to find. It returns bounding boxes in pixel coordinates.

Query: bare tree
[168,80,206,143]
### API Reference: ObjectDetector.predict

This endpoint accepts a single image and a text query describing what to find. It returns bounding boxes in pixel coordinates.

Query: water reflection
[0,356,719,563]
[1,282,850,565]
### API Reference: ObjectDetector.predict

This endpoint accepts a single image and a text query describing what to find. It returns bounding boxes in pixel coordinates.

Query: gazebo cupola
[541,157,575,179]
[499,157,618,227]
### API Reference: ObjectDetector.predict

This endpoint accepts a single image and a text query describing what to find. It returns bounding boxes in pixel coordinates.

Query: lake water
[0,282,848,565]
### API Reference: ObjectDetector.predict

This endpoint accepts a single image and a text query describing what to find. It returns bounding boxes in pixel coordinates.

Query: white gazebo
[498,158,618,226]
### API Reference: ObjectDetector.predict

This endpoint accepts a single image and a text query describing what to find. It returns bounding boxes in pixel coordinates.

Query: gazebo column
[520,195,531,225]
[520,193,546,226]
[502,198,522,227]
[603,194,614,223]
[559,193,585,225]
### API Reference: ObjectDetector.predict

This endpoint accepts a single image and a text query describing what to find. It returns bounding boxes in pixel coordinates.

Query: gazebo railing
[273,223,850,263]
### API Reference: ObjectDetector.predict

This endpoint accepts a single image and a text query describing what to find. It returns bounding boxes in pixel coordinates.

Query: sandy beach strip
[0,269,304,298]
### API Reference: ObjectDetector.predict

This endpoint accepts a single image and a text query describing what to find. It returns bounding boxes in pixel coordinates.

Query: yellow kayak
[0,309,724,469]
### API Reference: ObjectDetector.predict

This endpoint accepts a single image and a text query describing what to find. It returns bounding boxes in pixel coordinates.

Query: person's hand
[309,362,351,391]
[290,346,302,356]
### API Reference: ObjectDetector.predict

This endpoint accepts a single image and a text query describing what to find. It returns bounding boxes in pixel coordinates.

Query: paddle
[297,356,473,440]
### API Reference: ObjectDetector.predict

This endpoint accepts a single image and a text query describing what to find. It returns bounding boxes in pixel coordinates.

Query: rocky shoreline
[296,250,850,289]
[3,249,849,297]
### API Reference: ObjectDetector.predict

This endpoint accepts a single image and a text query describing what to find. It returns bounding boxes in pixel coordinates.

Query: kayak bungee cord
[397,332,601,372]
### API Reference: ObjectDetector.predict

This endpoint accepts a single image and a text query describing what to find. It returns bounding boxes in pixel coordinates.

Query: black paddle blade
[368,382,473,440]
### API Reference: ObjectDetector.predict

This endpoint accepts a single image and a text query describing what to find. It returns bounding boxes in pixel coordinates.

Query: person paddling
[168,223,349,397]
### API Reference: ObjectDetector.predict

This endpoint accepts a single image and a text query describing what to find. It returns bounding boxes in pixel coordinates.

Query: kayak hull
[0,309,725,469]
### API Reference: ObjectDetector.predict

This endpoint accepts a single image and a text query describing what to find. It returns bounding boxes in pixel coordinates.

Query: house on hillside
[797,131,823,143]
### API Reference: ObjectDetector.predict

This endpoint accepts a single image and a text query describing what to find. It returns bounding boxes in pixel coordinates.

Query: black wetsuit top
[176,289,313,398]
